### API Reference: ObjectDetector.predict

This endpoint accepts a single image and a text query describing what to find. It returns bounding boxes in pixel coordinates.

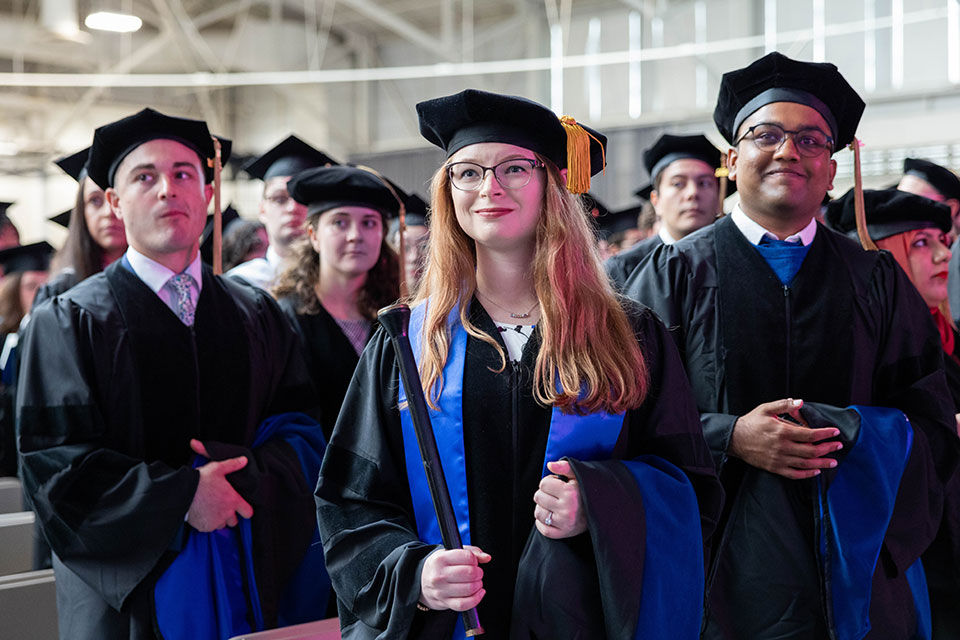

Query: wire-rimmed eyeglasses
[734,123,834,157]
[446,158,545,191]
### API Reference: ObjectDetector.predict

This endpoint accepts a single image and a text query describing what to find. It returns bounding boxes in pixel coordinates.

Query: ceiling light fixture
[84,12,143,33]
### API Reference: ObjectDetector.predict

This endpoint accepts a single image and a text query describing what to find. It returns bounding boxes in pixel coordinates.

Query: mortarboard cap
[638,133,737,198]
[388,194,429,237]
[825,187,951,241]
[0,241,53,274]
[416,89,606,194]
[644,134,722,179]
[55,147,91,183]
[242,135,339,182]
[199,205,241,265]
[594,204,642,240]
[86,108,233,189]
[902,158,960,201]
[288,165,403,219]
[714,51,865,153]
[49,209,72,228]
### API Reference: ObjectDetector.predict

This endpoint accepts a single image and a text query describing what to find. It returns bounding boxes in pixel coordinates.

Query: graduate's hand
[729,399,842,480]
[419,545,490,612]
[186,439,255,532]
[533,460,587,539]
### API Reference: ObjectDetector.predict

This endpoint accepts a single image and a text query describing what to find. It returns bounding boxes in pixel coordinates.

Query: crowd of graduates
[0,49,957,640]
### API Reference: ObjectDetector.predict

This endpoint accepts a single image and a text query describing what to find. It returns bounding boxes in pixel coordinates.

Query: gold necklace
[476,290,539,319]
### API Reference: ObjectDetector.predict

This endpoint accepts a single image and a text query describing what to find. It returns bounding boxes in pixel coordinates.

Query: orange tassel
[559,115,604,194]
[849,137,878,251]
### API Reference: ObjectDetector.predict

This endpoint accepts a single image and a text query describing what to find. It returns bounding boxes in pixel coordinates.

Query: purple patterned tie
[168,273,196,326]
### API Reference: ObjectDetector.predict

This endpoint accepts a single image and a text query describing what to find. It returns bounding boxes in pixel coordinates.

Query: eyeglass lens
[747,124,832,156]
[448,159,539,190]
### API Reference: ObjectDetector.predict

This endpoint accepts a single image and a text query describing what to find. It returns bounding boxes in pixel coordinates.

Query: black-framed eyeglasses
[446,158,545,191]
[734,123,834,157]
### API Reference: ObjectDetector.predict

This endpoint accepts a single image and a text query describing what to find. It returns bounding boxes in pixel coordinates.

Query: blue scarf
[822,406,931,640]
[153,412,328,640]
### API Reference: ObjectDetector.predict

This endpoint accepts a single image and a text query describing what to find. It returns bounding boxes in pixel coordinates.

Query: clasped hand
[729,398,843,480]
[186,439,255,532]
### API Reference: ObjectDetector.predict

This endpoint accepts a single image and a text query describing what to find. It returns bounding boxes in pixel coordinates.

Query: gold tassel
[208,137,223,275]
[849,137,878,251]
[559,116,604,194]
[715,154,729,218]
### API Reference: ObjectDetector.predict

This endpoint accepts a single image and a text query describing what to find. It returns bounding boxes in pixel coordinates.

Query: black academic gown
[278,297,370,441]
[623,215,960,639]
[17,260,318,640]
[315,300,723,639]
[604,235,662,290]
[32,269,80,310]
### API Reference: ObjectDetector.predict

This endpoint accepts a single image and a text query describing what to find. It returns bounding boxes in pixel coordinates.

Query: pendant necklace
[477,290,539,319]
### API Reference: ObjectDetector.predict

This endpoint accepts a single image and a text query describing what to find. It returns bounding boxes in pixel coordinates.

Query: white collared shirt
[730,205,818,246]
[226,245,283,292]
[658,226,679,246]
[125,247,203,316]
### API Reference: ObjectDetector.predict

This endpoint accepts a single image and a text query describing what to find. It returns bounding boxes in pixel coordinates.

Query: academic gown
[32,269,80,310]
[17,260,319,640]
[315,299,724,639]
[278,297,371,441]
[623,215,960,639]
[604,235,662,290]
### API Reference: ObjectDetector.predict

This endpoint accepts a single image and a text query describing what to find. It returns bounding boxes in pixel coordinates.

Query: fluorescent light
[84,12,142,33]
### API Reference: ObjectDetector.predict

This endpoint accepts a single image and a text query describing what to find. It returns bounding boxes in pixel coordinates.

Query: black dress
[17,261,319,639]
[315,299,724,639]
[278,297,372,441]
[624,215,960,639]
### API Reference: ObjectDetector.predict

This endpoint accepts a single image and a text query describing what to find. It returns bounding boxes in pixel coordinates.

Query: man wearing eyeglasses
[228,136,338,290]
[624,52,958,639]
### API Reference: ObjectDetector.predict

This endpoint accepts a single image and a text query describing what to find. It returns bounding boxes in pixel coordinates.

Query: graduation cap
[595,204,642,241]
[388,194,429,237]
[200,205,241,265]
[86,108,233,189]
[825,187,951,241]
[714,51,865,153]
[242,135,339,182]
[416,88,606,194]
[0,241,53,274]
[288,165,404,219]
[55,147,90,182]
[643,134,722,179]
[635,134,737,200]
[49,209,72,228]
[902,158,960,201]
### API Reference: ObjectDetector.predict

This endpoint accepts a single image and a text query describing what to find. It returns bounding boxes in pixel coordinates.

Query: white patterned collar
[125,247,203,294]
[731,205,817,247]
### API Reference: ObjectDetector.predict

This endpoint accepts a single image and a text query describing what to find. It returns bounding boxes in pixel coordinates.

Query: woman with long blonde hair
[316,89,722,639]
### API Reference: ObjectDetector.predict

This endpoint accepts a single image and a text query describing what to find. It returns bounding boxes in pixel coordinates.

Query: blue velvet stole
[754,236,812,286]
[622,456,704,640]
[153,412,328,640]
[820,406,931,640]
[398,301,701,639]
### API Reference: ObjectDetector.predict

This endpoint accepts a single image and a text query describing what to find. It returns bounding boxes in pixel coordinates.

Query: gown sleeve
[17,295,199,611]
[623,305,724,548]
[315,327,441,637]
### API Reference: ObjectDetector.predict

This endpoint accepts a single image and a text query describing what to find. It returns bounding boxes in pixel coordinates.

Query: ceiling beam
[334,0,457,62]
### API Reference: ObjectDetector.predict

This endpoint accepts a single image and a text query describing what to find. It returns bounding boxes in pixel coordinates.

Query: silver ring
[544,511,553,526]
